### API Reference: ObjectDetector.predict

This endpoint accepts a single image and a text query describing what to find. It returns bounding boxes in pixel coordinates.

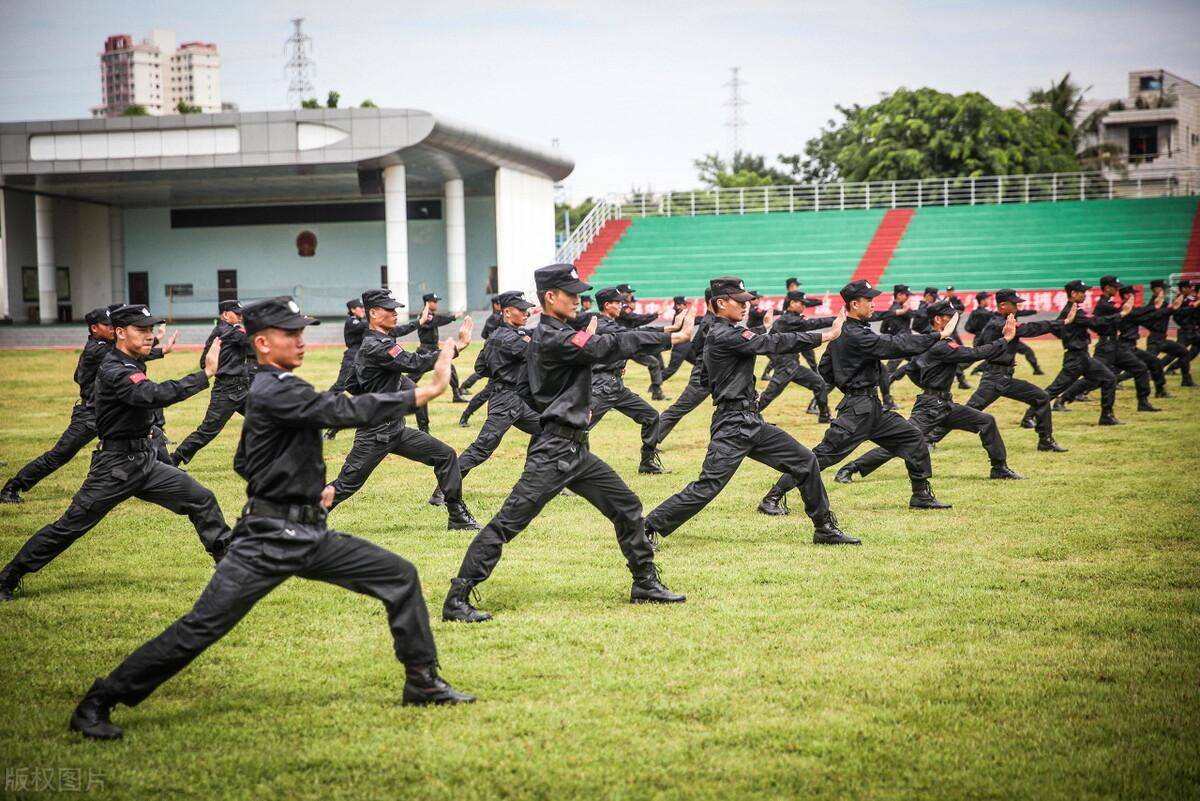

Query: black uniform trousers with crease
[172,379,248,463]
[589,372,659,455]
[458,389,542,477]
[7,403,97,492]
[331,419,462,506]
[94,512,436,706]
[966,366,1053,436]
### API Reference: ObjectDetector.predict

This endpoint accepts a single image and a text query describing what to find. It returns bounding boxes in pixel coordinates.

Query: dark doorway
[218,270,238,302]
[128,272,149,306]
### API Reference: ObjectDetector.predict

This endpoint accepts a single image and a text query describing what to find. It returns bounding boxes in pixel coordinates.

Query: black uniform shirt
[527,315,670,430]
[235,366,417,506]
[685,313,715,387]
[915,338,1008,391]
[704,316,823,404]
[1121,302,1170,342]
[75,336,114,405]
[1057,301,1118,351]
[964,307,994,336]
[769,312,834,365]
[352,329,437,395]
[975,316,1059,366]
[1142,302,1176,337]
[200,319,254,381]
[593,315,645,375]
[416,313,458,349]
[343,314,366,349]
[911,301,932,334]
[822,317,938,391]
[879,302,912,335]
[95,348,209,440]
[480,312,503,341]
[481,324,531,388]
[617,308,657,329]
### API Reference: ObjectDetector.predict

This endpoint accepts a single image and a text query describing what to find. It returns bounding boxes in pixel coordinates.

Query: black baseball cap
[243,296,320,335]
[841,280,882,302]
[109,304,165,328]
[893,284,910,294]
[1118,284,1136,295]
[995,289,1026,304]
[709,276,756,302]
[1150,279,1165,289]
[1099,275,1122,288]
[785,276,800,286]
[1065,280,1091,293]
[490,295,501,305]
[975,291,991,301]
[497,290,534,311]
[84,307,110,325]
[923,287,939,296]
[927,299,956,316]
[579,294,593,304]
[362,288,404,310]
[946,285,956,292]
[786,290,821,307]
[616,283,635,295]
[673,295,687,305]
[422,292,442,303]
[346,298,363,311]
[534,264,591,294]
[1178,279,1193,289]
[219,300,243,313]
[105,302,124,315]
[703,287,713,302]
[595,287,623,305]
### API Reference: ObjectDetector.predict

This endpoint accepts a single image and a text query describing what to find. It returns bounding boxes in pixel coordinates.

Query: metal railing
[555,168,1200,264]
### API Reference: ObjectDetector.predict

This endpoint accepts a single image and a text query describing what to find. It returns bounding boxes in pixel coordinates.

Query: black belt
[98,437,152,452]
[716,399,757,412]
[984,364,1015,376]
[242,498,327,524]
[919,389,953,400]
[842,387,879,398]
[489,381,517,391]
[543,423,589,444]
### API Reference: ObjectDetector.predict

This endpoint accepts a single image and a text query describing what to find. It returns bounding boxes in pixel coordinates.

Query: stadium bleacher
[579,196,1200,296]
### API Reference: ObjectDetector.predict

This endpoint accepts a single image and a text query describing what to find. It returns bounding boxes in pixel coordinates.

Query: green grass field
[1,340,1197,800]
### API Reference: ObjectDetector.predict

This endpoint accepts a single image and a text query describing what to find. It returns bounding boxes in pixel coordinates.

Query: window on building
[1129,126,1158,160]
[218,270,238,302]
[21,267,37,303]
[56,267,70,301]
[380,264,389,289]
[1139,76,1163,91]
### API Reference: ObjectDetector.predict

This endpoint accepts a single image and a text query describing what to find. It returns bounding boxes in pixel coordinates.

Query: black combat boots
[402,664,476,706]
[638,449,670,475]
[1038,435,1068,452]
[630,565,686,604]
[446,500,481,531]
[442,578,492,623]
[812,512,860,545]
[756,487,789,516]
[1098,412,1121,426]
[1136,399,1161,412]
[834,465,857,484]
[69,680,123,740]
[0,480,22,504]
[989,464,1025,480]
[909,480,951,509]
[0,564,23,601]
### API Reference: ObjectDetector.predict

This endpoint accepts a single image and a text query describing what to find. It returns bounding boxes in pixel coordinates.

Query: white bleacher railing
[556,167,1200,264]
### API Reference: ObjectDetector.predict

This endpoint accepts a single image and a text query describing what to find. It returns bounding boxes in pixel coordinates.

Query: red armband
[128,372,147,384]
[742,330,756,340]
[569,330,591,348]
[388,344,403,358]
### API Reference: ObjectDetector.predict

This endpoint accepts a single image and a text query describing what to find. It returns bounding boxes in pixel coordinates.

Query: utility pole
[284,18,315,108]
[724,66,747,158]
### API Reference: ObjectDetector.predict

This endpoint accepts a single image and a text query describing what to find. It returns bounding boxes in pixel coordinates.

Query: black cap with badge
[219,300,243,313]
[242,296,320,335]
[534,263,592,294]
[841,280,882,302]
[995,289,1026,305]
[109,304,166,328]
[1064,279,1091,293]
[84,307,109,325]
[422,292,442,303]
[1099,275,1122,289]
[595,287,624,306]
[926,299,956,316]
[975,291,991,301]
[673,295,687,305]
[709,276,756,302]
[497,290,535,310]
[924,287,940,297]
[616,283,634,296]
[1150,279,1165,289]
[346,298,363,311]
[893,284,910,295]
[362,288,404,310]
[786,290,821,307]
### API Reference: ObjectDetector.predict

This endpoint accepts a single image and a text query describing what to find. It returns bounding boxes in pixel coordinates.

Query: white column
[444,178,467,312]
[0,190,9,321]
[109,206,125,303]
[383,164,410,318]
[35,195,56,324]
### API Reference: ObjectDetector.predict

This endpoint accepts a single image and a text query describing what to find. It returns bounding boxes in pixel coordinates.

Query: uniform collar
[540,315,574,331]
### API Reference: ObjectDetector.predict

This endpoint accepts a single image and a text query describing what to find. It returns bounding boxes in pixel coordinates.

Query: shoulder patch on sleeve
[128,372,147,384]
[947,340,959,349]
[569,329,592,349]
[742,329,756,340]
[388,344,403,357]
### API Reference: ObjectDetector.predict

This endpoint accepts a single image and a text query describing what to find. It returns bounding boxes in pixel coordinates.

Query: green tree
[359,99,377,108]
[120,104,149,116]
[1025,73,1125,173]
[175,101,202,114]
[694,151,794,188]
[789,87,1079,182]
[300,98,321,109]
[326,90,340,109]
[555,197,597,237]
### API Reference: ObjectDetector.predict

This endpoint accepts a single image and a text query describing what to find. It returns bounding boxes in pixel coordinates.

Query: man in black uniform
[413,292,468,408]
[616,283,669,400]
[329,299,366,395]
[943,287,973,389]
[441,264,691,623]
[835,301,1023,484]
[758,280,953,513]
[66,297,472,740]
[457,296,504,428]
[645,277,856,546]
[967,292,1044,376]
[1144,279,1193,386]
[171,300,255,466]
[654,290,715,448]
[1173,281,1199,363]
[875,285,913,410]
[580,294,594,314]
[458,291,543,480]
[1057,276,1157,414]
[965,289,1068,452]
[326,289,478,530]
[0,305,232,601]
[1044,280,1125,425]
[756,290,833,421]
[589,287,678,474]
[1,307,113,504]
[1113,283,1173,398]
[661,296,695,382]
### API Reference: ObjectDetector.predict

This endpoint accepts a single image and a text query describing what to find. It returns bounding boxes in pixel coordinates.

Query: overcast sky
[2,0,1198,200]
